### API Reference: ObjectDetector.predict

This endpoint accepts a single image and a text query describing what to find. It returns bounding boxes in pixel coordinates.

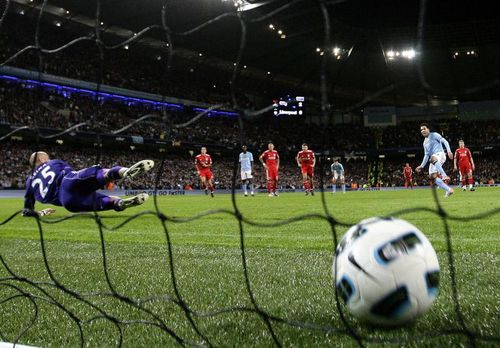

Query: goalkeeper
[22,151,153,217]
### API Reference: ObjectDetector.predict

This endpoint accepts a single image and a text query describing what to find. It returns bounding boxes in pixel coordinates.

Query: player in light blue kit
[331,159,345,193]
[22,151,154,217]
[239,145,254,196]
[415,123,454,197]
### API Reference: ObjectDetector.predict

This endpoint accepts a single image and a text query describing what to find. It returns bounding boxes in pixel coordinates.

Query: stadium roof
[7,0,500,107]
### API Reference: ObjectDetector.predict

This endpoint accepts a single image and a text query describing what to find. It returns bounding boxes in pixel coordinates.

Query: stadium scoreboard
[273,96,304,116]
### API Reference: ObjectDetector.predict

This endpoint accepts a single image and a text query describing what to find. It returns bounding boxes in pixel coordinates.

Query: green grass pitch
[0,188,499,347]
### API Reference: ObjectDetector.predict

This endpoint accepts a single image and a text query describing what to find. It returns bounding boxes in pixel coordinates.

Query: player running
[296,143,315,195]
[415,123,454,197]
[195,146,215,197]
[239,145,254,196]
[403,163,413,189]
[454,139,475,191]
[331,159,345,193]
[22,151,153,217]
[259,142,279,197]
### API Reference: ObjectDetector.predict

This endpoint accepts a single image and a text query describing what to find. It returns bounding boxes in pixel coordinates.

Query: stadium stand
[1,13,499,192]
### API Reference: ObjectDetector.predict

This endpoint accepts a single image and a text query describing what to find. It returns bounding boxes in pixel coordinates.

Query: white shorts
[428,151,446,175]
[333,172,344,181]
[241,170,253,180]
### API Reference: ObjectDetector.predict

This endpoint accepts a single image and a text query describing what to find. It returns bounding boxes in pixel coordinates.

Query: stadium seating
[1,15,498,191]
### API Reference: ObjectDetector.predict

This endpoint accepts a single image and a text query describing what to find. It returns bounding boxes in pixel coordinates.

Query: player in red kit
[195,146,215,197]
[259,142,280,196]
[454,140,475,191]
[296,143,316,195]
[403,163,413,189]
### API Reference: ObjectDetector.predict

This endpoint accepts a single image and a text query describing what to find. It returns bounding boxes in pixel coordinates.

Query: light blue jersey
[239,151,253,172]
[331,163,344,174]
[419,132,451,167]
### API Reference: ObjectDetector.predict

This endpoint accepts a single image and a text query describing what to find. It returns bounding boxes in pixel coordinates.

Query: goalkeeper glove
[22,208,56,217]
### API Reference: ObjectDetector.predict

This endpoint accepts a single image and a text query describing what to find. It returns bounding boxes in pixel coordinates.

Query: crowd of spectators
[3,80,498,155]
[380,119,500,148]
[0,79,378,151]
[0,16,260,107]
[0,80,176,139]
[1,13,499,152]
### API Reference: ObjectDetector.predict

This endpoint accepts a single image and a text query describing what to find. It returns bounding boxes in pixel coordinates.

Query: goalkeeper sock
[106,166,125,180]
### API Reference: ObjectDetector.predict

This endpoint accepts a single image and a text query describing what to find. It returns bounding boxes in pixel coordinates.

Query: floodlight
[402,49,416,59]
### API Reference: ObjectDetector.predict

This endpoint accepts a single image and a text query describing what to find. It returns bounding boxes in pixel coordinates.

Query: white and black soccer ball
[333,217,440,326]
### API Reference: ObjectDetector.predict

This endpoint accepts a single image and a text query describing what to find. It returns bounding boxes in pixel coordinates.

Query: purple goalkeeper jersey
[24,160,72,209]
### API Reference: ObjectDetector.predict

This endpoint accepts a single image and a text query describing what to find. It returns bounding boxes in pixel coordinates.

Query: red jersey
[260,150,279,167]
[297,150,315,167]
[454,147,472,167]
[195,154,212,172]
[403,166,413,178]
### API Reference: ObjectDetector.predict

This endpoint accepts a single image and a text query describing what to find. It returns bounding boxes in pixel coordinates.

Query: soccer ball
[334,217,440,326]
